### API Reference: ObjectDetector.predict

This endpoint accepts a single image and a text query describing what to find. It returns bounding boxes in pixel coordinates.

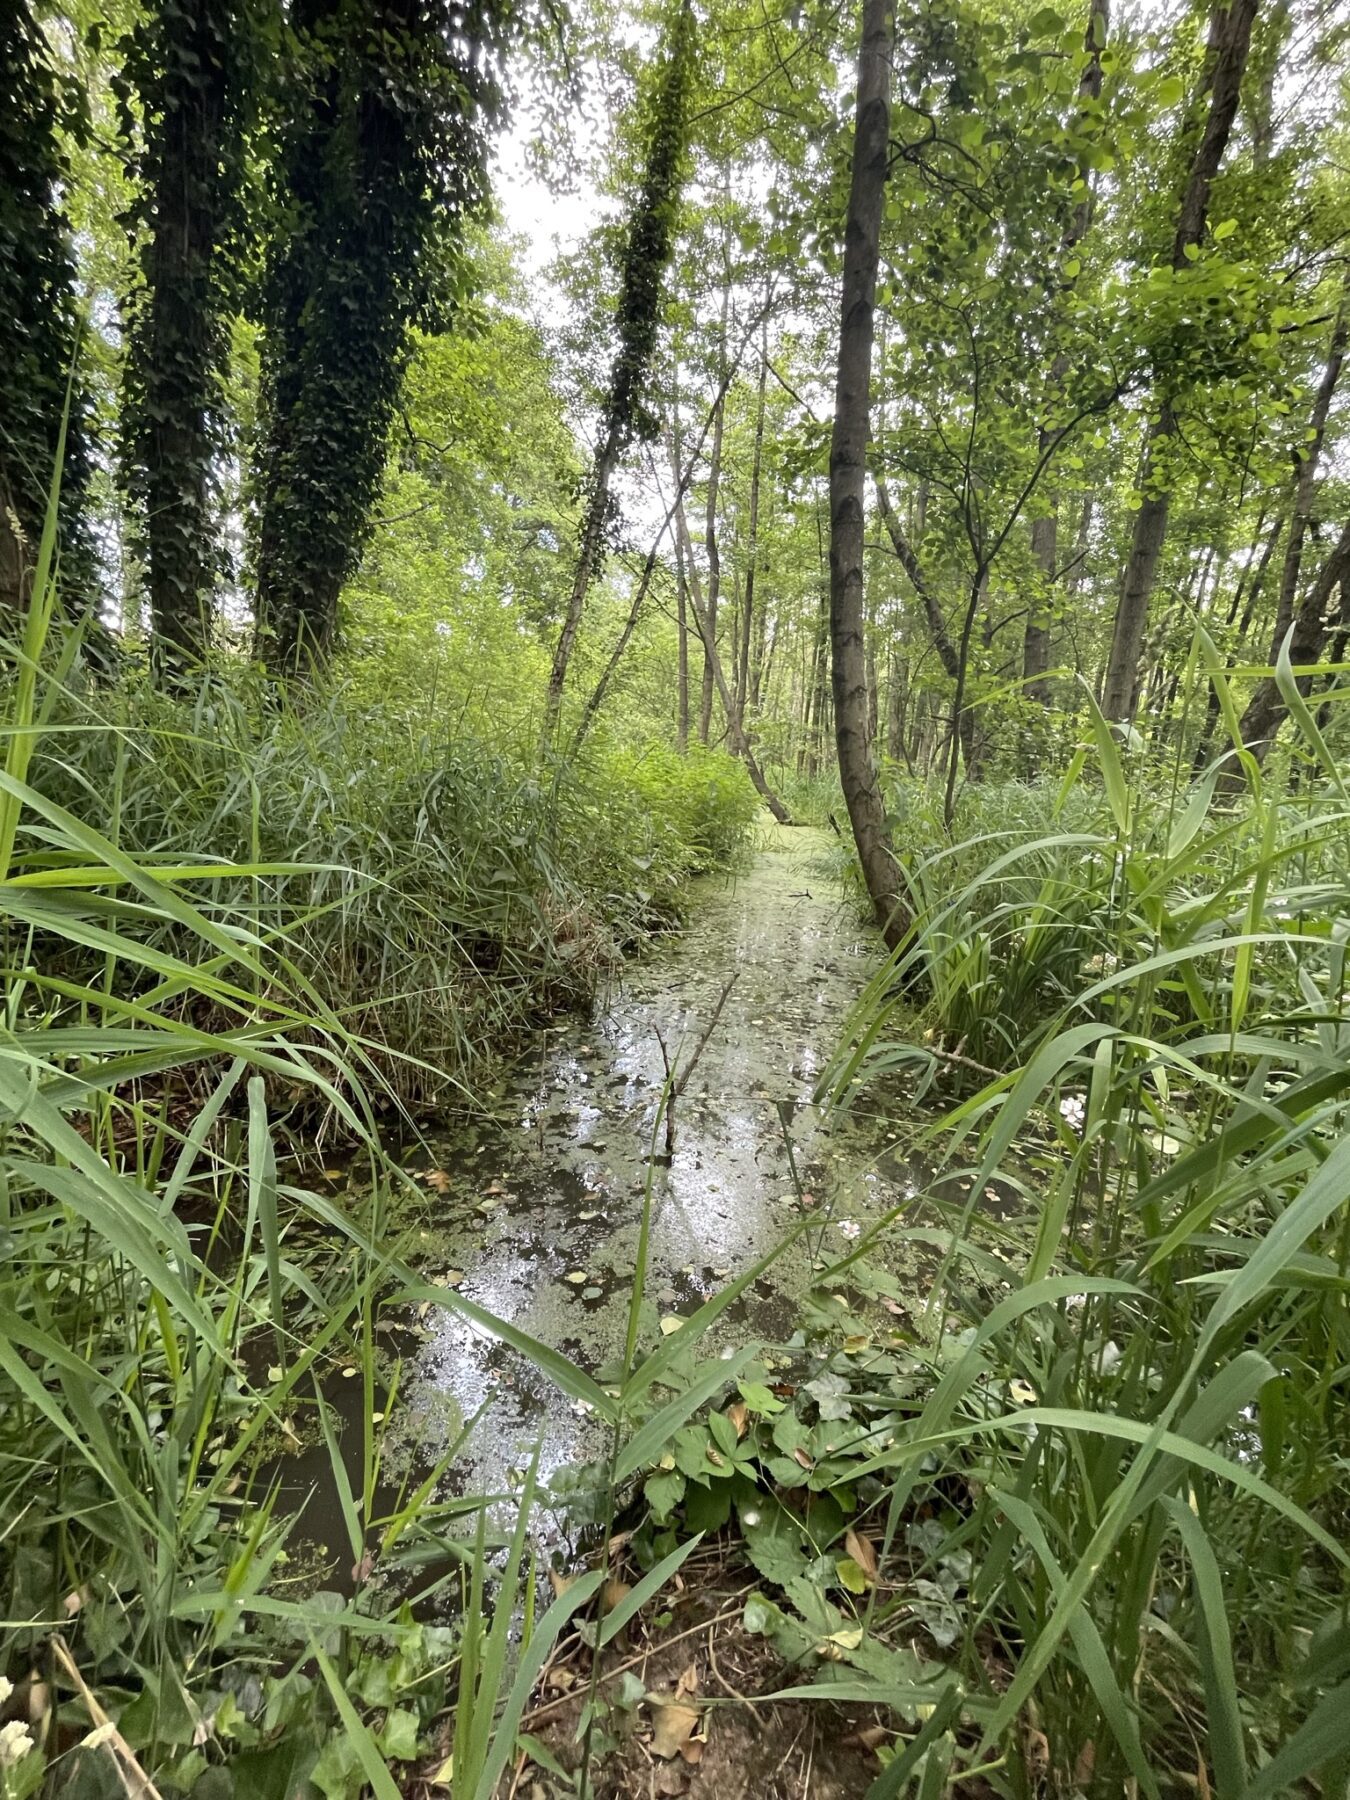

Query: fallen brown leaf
[649,1701,700,1760]
[841,1724,888,1752]
[674,1662,700,1699]
[793,1447,814,1470]
[726,1401,749,1439]
[602,1577,632,1614]
[844,1527,879,1584]
[423,1169,451,1193]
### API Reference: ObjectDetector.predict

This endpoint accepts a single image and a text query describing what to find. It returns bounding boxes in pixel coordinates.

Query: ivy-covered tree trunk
[254,0,509,674]
[542,0,695,738]
[1101,0,1258,723]
[120,0,256,670]
[828,0,905,946]
[0,4,90,614]
[697,281,729,745]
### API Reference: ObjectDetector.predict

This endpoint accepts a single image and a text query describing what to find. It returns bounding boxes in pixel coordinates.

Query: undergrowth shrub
[608,742,760,873]
[28,663,758,1110]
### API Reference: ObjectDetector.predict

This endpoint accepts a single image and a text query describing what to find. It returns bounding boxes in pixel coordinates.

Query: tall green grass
[0,451,761,1799]
[26,663,757,1113]
[806,644,1350,1790]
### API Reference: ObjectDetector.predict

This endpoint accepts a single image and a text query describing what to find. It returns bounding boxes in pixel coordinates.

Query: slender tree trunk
[1101,0,1258,722]
[674,490,791,820]
[1314,574,1348,734]
[675,537,690,751]
[828,0,903,944]
[1192,514,1288,773]
[698,281,730,745]
[874,474,978,772]
[1024,0,1109,704]
[740,331,768,721]
[808,587,831,774]
[1269,281,1347,648]
[750,576,768,711]
[1024,503,1059,700]
[943,569,989,826]
[1222,520,1350,783]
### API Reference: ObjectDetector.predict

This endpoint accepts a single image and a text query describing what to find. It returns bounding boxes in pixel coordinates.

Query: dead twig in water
[653,973,740,1157]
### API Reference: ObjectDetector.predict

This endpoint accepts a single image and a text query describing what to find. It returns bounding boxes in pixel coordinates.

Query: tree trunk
[1225,518,1350,782]
[698,281,730,745]
[1268,281,1347,648]
[1314,574,1348,734]
[674,490,791,820]
[1101,0,1258,722]
[828,0,904,944]
[126,0,245,673]
[739,332,768,722]
[675,536,690,752]
[874,474,978,774]
[543,424,621,737]
[750,572,768,711]
[1024,0,1109,704]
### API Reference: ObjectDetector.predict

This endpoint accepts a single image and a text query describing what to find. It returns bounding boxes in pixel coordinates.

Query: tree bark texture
[1227,518,1350,780]
[1101,0,1258,722]
[828,0,905,945]
[1268,280,1347,648]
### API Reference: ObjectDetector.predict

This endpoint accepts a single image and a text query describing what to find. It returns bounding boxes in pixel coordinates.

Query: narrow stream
[376,821,928,1504]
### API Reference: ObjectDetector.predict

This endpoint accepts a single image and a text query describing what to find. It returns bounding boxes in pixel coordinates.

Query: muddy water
[380,820,927,1503]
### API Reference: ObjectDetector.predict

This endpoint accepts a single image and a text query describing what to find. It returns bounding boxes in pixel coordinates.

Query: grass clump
[28,661,759,1112]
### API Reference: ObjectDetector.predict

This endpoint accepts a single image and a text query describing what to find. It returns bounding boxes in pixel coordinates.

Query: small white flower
[741,1509,761,1528]
[837,1220,862,1240]
[0,1719,34,1767]
[1058,1094,1086,1130]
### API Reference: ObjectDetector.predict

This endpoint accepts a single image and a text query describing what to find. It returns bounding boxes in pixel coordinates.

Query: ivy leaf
[377,1708,420,1762]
